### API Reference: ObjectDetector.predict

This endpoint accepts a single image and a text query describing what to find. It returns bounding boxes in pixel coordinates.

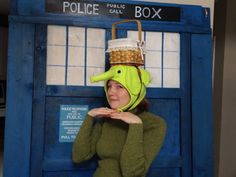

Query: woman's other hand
[88,107,115,118]
[110,111,142,124]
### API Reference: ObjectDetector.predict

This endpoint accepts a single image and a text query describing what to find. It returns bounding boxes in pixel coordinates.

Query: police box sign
[46,0,181,22]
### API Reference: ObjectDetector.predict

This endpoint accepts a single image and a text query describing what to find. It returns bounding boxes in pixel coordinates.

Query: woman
[72,65,166,177]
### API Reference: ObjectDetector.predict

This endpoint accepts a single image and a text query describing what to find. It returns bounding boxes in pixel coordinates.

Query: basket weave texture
[110,49,143,65]
[108,20,145,66]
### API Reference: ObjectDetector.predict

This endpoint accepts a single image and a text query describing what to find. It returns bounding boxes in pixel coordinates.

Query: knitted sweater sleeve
[72,115,102,163]
[120,113,167,177]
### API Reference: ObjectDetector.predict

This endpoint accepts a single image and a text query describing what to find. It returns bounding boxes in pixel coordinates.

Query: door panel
[32,22,191,177]
[44,97,104,161]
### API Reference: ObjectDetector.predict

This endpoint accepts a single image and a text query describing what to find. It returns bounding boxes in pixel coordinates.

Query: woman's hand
[88,107,115,118]
[110,111,142,124]
[88,108,142,124]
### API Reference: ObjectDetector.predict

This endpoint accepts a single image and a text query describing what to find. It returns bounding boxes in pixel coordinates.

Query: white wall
[218,0,236,177]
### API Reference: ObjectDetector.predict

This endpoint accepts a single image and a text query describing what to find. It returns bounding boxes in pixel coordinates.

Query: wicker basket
[107,20,145,66]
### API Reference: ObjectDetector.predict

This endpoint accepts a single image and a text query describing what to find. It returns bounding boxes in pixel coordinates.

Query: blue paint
[5,1,213,177]
[191,34,213,177]
[30,24,47,177]
[179,33,192,177]
[9,15,211,34]
[3,22,35,177]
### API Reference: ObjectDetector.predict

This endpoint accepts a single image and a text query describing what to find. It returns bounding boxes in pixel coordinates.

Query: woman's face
[107,80,130,109]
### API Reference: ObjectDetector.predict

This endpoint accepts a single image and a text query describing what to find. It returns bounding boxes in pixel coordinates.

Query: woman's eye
[117,85,123,89]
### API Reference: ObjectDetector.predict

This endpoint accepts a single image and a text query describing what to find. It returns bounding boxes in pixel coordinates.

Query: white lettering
[135,6,142,18]
[135,6,163,19]
[109,9,123,14]
[77,3,84,14]
[86,4,92,14]
[70,2,77,13]
[142,7,151,18]
[93,4,99,15]
[107,3,125,9]
[63,2,70,12]
[152,8,162,19]
[61,135,70,139]
[62,2,99,15]
[61,107,71,111]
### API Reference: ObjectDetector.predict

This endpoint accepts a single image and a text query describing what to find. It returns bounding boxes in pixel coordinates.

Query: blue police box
[4,0,213,177]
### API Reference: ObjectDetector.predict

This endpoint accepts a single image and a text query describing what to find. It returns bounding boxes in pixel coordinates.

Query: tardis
[4,0,213,177]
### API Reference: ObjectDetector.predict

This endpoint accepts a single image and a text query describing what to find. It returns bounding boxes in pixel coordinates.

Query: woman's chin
[110,105,118,110]
[109,103,121,110]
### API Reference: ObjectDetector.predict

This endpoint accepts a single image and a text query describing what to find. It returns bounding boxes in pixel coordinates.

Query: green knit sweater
[72,110,166,177]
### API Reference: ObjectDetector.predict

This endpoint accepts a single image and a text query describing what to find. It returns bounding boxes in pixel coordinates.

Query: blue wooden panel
[19,1,32,15]
[147,168,180,177]
[149,99,180,157]
[9,14,211,34]
[3,22,35,177]
[10,0,18,15]
[43,168,180,177]
[191,34,213,177]
[30,24,47,177]
[44,170,94,177]
[179,33,192,177]
[44,97,105,160]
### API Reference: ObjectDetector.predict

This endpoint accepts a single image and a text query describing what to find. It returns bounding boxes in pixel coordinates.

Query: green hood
[90,65,150,111]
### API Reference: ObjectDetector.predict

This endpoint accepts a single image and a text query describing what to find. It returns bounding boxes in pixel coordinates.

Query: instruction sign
[46,0,181,22]
[59,104,88,142]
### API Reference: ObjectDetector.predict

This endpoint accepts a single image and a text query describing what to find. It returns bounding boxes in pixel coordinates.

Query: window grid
[46,25,180,88]
[46,25,105,86]
[128,30,180,88]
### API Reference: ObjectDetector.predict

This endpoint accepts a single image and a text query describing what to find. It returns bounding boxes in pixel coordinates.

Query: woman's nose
[108,86,116,95]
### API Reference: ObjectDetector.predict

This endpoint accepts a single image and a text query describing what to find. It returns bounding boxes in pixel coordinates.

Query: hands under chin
[88,107,142,124]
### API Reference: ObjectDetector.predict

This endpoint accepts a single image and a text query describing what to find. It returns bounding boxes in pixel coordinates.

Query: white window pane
[68,27,85,86]
[146,51,162,68]
[68,46,85,66]
[147,68,162,88]
[67,67,84,86]
[68,27,85,46]
[87,67,105,86]
[87,48,105,67]
[164,32,180,51]
[164,52,180,69]
[47,46,66,66]
[47,25,66,45]
[163,69,180,88]
[127,30,144,41]
[146,32,162,50]
[87,28,105,47]
[47,66,65,85]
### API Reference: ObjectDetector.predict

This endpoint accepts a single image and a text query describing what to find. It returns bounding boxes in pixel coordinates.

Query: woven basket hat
[107,20,145,66]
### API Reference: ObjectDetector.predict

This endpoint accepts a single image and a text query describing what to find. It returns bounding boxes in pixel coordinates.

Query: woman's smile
[107,80,130,109]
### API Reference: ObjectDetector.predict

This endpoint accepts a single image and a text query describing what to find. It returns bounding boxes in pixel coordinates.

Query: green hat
[90,65,150,111]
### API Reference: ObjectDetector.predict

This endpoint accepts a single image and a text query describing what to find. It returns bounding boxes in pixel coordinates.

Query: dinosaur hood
[90,65,150,111]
